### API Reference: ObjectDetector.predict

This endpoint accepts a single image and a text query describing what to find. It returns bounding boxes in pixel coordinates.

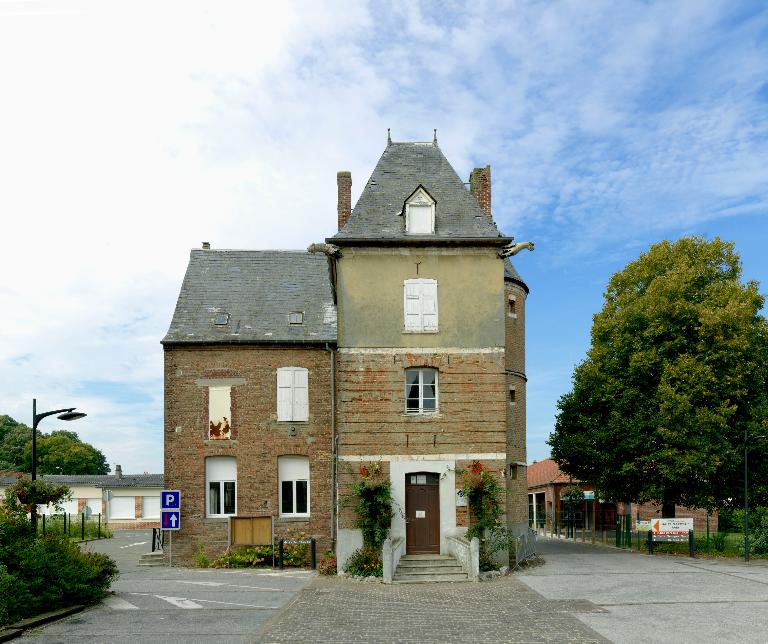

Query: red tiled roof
[527,459,578,488]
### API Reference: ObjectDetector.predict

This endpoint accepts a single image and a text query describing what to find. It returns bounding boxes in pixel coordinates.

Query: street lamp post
[30,398,86,533]
[744,428,766,564]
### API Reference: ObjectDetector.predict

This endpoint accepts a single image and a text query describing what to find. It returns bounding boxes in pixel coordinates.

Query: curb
[0,605,85,642]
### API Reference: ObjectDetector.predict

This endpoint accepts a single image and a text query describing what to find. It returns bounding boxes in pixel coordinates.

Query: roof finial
[387,128,392,145]
[433,129,438,145]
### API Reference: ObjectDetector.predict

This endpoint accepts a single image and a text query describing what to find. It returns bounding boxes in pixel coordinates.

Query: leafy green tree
[0,417,110,475]
[549,237,768,516]
[23,431,110,475]
[0,423,31,471]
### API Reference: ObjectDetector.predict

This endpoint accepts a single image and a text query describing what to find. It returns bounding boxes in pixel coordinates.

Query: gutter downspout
[326,342,337,551]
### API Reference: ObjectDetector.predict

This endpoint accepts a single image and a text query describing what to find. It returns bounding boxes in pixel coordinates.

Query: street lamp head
[57,411,86,421]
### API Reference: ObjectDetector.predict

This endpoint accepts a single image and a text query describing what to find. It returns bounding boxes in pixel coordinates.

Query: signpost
[647,518,695,557]
[161,490,181,567]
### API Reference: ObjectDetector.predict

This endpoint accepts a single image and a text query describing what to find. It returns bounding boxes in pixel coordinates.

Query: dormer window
[404,186,435,234]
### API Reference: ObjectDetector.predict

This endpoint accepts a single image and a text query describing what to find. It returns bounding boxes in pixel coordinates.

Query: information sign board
[162,510,180,530]
[161,490,181,510]
[652,518,693,542]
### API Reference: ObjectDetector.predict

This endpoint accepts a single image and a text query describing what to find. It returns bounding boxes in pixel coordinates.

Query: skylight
[213,313,229,326]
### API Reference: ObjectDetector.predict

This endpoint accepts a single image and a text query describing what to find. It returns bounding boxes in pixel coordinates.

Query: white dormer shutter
[293,368,309,421]
[421,281,438,330]
[277,368,293,421]
[407,205,433,233]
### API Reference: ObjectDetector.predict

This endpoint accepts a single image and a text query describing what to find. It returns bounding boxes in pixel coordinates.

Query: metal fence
[514,528,537,567]
[39,512,107,540]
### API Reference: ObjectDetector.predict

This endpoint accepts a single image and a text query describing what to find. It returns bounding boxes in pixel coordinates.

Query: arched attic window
[404,186,436,234]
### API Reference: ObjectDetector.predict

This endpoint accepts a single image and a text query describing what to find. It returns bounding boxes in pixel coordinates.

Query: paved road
[21,530,314,644]
[518,537,768,644]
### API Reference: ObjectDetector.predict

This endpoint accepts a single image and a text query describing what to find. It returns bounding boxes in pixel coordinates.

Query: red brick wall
[505,280,528,528]
[164,344,334,564]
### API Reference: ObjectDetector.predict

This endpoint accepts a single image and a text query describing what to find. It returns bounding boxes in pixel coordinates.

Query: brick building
[528,458,717,535]
[162,136,531,566]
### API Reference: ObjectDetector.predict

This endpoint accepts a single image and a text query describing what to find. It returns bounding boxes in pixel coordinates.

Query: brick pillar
[337,171,352,230]
[77,498,86,513]
[469,165,492,220]
[135,496,142,518]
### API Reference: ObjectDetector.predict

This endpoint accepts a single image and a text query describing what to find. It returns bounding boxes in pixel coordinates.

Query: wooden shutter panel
[293,369,309,421]
[404,281,422,330]
[421,281,438,330]
[277,369,293,421]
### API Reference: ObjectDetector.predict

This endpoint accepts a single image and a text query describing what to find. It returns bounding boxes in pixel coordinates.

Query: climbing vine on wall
[349,463,393,550]
[460,461,503,540]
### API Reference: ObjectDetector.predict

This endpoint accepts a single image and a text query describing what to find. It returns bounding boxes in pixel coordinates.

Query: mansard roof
[328,142,512,245]
[162,250,337,345]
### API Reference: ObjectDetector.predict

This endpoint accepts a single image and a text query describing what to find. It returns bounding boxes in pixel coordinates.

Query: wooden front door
[405,473,440,554]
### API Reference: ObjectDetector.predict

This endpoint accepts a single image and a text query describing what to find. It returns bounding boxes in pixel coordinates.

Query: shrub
[194,543,210,568]
[0,532,118,625]
[751,515,768,555]
[318,552,337,576]
[459,461,502,541]
[210,545,273,568]
[343,547,382,577]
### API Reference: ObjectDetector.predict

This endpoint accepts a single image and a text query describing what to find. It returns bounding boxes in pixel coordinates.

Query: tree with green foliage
[549,237,768,516]
[0,416,110,475]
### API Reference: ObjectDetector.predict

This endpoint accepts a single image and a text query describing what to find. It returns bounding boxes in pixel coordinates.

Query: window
[110,496,136,519]
[288,312,304,325]
[209,386,232,440]
[509,386,516,403]
[279,456,309,517]
[213,312,229,326]
[85,498,102,516]
[508,297,517,318]
[405,368,438,414]
[404,186,435,234]
[404,279,438,332]
[277,367,309,421]
[142,496,160,519]
[206,456,236,517]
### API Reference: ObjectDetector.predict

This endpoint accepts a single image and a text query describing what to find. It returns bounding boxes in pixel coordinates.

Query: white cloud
[1,0,766,471]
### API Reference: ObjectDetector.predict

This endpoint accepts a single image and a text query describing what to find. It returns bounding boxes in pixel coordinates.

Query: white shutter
[404,281,422,330]
[421,281,438,330]
[293,369,309,421]
[277,369,293,421]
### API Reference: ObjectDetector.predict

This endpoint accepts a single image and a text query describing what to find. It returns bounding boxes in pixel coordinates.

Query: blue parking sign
[161,511,180,530]
[161,490,180,510]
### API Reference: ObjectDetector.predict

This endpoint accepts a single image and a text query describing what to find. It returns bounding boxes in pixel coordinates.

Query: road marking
[127,592,279,609]
[103,596,140,610]
[119,541,148,549]
[189,598,281,609]
[174,580,290,592]
[127,593,205,609]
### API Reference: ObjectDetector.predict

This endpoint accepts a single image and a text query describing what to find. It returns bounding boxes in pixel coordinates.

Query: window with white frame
[279,456,309,516]
[110,496,136,519]
[277,367,309,421]
[404,279,438,332]
[206,456,236,517]
[405,187,435,234]
[405,368,438,414]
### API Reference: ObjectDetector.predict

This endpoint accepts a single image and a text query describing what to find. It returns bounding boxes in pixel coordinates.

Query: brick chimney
[337,171,352,230]
[115,464,122,480]
[469,165,492,220]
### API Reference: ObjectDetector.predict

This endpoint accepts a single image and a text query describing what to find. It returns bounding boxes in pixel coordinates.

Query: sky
[1,0,766,474]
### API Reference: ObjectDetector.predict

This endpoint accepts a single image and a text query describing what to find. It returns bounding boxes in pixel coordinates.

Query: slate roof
[328,142,512,244]
[162,250,337,345]
[504,259,529,293]
[0,473,164,487]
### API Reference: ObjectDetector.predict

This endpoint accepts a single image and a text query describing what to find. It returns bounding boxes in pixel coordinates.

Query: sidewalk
[258,574,609,643]
[518,537,768,643]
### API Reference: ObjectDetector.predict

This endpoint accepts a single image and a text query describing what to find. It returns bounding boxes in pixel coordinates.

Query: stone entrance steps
[138,551,165,567]
[393,554,468,583]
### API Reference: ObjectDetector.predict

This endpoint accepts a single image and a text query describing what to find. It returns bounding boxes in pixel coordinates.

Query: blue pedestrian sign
[162,511,180,530]
[161,490,181,510]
